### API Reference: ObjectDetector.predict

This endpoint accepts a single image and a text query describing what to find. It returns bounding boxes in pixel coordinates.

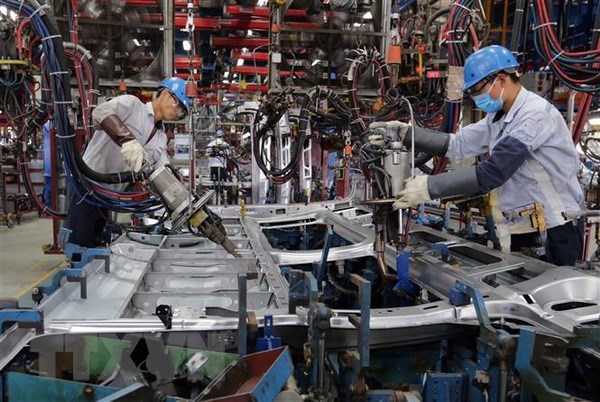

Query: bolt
[83,385,94,396]
[153,391,166,402]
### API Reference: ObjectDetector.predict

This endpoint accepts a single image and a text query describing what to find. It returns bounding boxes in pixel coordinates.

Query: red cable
[16,19,30,58]
[90,184,150,202]
[536,0,600,57]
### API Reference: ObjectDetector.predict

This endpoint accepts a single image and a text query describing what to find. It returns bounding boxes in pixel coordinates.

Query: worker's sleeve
[427,135,531,199]
[91,95,136,130]
[402,126,450,156]
[502,114,546,152]
[475,135,531,192]
[446,117,491,161]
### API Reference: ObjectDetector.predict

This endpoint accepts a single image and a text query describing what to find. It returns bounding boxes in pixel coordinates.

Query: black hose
[425,7,451,43]
[38,4,143,184]
[510,0,526,52]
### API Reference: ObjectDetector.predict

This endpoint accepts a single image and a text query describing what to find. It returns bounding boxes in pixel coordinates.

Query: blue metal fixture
[256,314,282,352]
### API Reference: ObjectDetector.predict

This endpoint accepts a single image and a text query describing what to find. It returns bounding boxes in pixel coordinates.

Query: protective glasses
[168,92,187,117]
[464,75,497,97]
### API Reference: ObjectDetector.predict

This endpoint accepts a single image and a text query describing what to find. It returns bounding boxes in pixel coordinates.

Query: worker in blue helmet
[65,77,190,248]
[370,45,584,265]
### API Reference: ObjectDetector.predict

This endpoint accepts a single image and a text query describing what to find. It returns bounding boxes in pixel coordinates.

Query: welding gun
[146,165,239,257]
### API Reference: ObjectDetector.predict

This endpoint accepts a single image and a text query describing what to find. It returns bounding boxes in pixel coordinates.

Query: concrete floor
[0,214,66,300]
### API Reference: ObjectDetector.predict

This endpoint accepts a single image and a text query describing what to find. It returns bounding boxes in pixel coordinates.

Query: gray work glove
[368,121,411,146]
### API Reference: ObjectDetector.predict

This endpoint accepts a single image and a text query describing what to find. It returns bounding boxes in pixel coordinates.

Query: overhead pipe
[224,4,307,17]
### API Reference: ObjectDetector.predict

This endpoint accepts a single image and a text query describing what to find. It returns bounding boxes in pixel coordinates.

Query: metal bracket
[256,314,282,351]
[0,306,43,335]
[315,226,333,290]
[286,269,318,314]
[515,327,572,402]
[34,268,88,301]
[154,304,172,330]
[450,280,495,342]
[393,251,420,304]
[59,228,110,272]
[238,272,247,356]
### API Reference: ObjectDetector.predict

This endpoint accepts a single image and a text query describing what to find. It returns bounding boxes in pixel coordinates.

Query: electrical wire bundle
[358,142,392,199]
[445,0,484,67]
[530,0,600,93]
[0,18,59,216]
[432,0,485,174]
[529,0,600,145]
[17,42,99,218]
[0,0,162,215]
[252,86,352,184]
[346,47,394,135]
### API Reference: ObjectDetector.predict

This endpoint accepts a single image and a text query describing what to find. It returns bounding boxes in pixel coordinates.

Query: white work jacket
[83,95,169,174]
[206,138,229,168]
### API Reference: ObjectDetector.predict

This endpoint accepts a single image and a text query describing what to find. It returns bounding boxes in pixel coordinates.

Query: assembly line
[0,0,599,401]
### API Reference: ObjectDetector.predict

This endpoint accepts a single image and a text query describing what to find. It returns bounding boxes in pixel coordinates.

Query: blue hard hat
[462,46,519,93]
[158,77,190,114]
[215,129,224,137]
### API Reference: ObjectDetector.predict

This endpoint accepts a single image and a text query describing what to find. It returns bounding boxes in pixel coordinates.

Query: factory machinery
[1,196,600,401]
[1,0,600,401]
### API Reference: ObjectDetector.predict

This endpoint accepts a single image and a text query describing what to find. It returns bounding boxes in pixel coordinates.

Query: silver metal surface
[21,202,598,347]
[0,326,37,369]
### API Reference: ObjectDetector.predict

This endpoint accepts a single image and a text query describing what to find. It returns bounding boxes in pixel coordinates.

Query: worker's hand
[393,175,431,209]
[368,121,411,145]
[121,140,147,172]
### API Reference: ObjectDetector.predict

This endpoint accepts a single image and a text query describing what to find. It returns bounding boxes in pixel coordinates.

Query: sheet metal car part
[1,202,599,400]
[13,203,596,342]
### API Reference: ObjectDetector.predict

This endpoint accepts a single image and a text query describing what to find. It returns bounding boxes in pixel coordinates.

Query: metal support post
[451,280,495,338]
[238,272,247,356]
[307,302,332,391]
[515,328,572,402]
[188,107,196,192]
[48,121,62,254]
[246,101,268,204]
[380,1,392,54]
[268,3,282,90]
[163,0,174,76]
[275,113,291,204]
[300,135,312,202]
[348,274,371,371]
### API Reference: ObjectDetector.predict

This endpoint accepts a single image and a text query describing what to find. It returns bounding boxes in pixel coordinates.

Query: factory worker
[370,45,584,266]
[65,77,190,248]
[206,129,230,182]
